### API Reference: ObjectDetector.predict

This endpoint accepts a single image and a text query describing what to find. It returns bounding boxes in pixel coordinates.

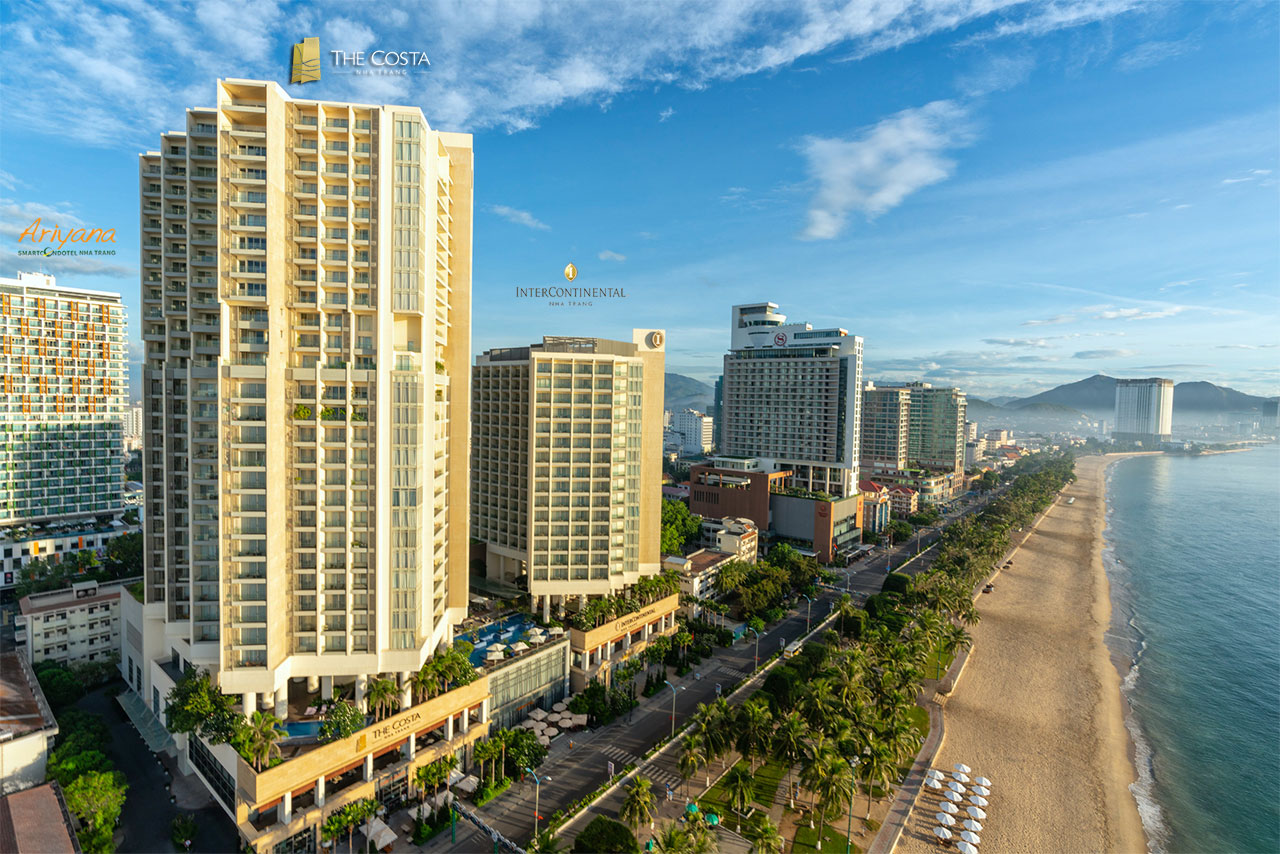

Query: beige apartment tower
[472,333,665,619]
[138,79,473,716]
[860,382,911,473]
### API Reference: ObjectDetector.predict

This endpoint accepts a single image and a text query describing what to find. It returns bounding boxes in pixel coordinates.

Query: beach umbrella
[961,831,981,845]
[966,806,987,821]
[538,735,550,746]
[485,649,504,661]
[971,785,990,797]
[548,626,565,636]
[529,708,548,720]
[974,776,992,788]
[552,702,567,712]
[953,772,971,784]
[932,827,952,842]
[954,763,972,774]
[926,769,944,780]
[944,791,963,803]
[969,795,989,808]
[935,813,956,827]
[956,842,978,854]
[962,819,982,833]
[544,727,559,737]
[511,641,529,652]
[939,802,959,816]
[947,782,966,794]
[924,778,942,790]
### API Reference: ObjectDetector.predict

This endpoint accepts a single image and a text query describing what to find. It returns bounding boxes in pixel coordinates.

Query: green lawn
[792,819,861,854]
[694,759,773,835]
[923,646,955,681]
[751,758,789,808]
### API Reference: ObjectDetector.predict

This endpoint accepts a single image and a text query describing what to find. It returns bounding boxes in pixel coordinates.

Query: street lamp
[525,767,550,838]
[845,757,858,854]
[800,594,813,635]
[746,627,762,671]
[663,681,686,740]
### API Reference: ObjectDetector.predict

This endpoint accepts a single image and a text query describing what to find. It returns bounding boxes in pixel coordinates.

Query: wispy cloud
[597,250,626,262]
[658,107,675,123]
[1021,314,1077,327]
[1215,343,1280,350]
[1091,305,1185,321]
[799,100,974,240]
[956,51,1034,97]
[491,204,550,231]
[1117,38,1197,72]
[1074,349,1137,359]
[983,337,1049,348]
[1222,169,1272,184]
[0,170,19,192]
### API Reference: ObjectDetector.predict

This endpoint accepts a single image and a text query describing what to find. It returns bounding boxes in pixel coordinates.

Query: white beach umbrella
[529,708,548,720]
[544,726,559,737]
[932,827,952,842]
[538,735,550,746]
[485,649,504,661]
[971,785,990,797]
[956,841,978,854]
[925,769,944,780]
[935,813,956,827]
[944,791,963,803]
[552,702,567,712]
[952,772,971,784]
[947,782,966,794]
[954,763,972,774]
[939,802,959,816]
[962,819,983,833]
[510,641,529,652]
[974,776,992,787]
[531,721,546,731]
[966,806,987,821]
[961,831,981,845]
[969,795,989,807]
[924,778,942,790]
[548,626,565,636]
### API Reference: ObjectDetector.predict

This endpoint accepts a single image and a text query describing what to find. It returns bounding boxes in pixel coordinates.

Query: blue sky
[1,0,1276,400]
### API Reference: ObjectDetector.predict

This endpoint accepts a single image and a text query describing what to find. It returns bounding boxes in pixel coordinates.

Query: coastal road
[441,586,844,852]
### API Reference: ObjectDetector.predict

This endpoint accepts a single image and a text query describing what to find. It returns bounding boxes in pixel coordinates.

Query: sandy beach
[897,455,1147,854]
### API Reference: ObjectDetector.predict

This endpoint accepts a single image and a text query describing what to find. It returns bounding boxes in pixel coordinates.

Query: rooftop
[0,653,57,740]
[19,578,136,616]
[0,783,79,854]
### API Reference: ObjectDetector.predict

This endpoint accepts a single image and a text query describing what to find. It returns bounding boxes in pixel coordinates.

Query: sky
[0,0,1277,401]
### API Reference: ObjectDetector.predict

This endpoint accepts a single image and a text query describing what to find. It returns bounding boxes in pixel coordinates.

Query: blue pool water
[458,614,540,667]
[283,720,321,739]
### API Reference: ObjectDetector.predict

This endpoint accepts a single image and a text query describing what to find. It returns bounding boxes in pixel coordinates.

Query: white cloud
[1117,38,1196,72]
[799,100,973,240]
[0,171,18,191]
[1021,313,1077,327]
[956,52,1035,97]
[598,250,626,261]
[0,0,1153,148]
[658,107,675,122]
[490,204,550,231]
[1074,349,1137,359]
[983,337,1049,348]
[1091,305,1185,321]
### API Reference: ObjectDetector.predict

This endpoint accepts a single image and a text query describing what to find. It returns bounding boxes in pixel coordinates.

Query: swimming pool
[283,720,322,739]
[458,614,540,667]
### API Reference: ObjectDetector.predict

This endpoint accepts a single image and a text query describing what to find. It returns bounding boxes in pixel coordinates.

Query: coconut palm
[679,734,708,795]
[652,822,692,854]
[724,765,753,832]
[937,623,971,679]
[473,738,498,783]
[812,755,853,851]
[800,732,834,822]
[527,829,564,854]
[619,776,657,831]
[747,816,784,854]
[244,710,286,772]
[734,701,773,771]
[413,763,435,819]
[858,742,896,820]
[771,711,806,808]
[409,662,436,704]
[365,676,399,722]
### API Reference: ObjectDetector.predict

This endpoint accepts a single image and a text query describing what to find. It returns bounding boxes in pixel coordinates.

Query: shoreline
[896,454,1147,854]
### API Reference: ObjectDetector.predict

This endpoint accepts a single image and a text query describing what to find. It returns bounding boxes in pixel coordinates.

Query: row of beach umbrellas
[925,764,991,851]
[480,627,566,662]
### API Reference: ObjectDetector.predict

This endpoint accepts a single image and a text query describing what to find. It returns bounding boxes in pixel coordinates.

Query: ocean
[1103,446,1280,854]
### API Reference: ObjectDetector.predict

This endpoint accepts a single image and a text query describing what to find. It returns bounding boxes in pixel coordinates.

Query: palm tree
[619,776,657,831]
[473,739,498,783]
[679,734,708,795]
[687,818,718,854]
[365,676,399,722]
[433,754,458,802]
[409,662,435,704]
[801,679,837,734]
[494,728,512,782]
[413,763,435,820]
[652,822,692,854]
[735,702,773,771]
[527,829,564,854]
[244,710,286,771]
[937,623,971,679]
[747,816,784,854]
[800,732,834,824]
[724,765,753,832]
[812,755,853,851]
[771,711,806,808]
[858,742,896,820]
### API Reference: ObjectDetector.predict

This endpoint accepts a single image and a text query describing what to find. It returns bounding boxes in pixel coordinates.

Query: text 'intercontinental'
[516,286,628,299]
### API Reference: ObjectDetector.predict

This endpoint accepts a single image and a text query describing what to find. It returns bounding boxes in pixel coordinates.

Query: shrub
[572,816,639,854]
[292,404,312,420]
[881,572,912,596]
[171,814,198,848]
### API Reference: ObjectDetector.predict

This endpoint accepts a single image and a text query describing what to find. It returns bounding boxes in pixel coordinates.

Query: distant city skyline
[1,1,1276,398]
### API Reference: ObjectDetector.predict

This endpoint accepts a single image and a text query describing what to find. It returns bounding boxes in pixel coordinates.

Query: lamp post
[800,594,813,635]
[746,627,762,671]
[525,767,550,838]
[663,681,686,740]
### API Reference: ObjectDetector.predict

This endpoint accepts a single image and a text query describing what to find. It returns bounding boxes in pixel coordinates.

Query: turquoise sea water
[1103,446,1280,854]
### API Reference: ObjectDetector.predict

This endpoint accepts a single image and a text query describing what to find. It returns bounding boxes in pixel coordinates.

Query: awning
[363,817,396,851]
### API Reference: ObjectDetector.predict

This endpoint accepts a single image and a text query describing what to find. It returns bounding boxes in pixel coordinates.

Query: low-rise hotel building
[697,516,758,562]
[16,577,136,666]
[1,522,134,590]
[568,593,679,692]
[665,551,735,621]
[0,652,59,795]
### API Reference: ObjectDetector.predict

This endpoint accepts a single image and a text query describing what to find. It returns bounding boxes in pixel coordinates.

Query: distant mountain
[965,397,1005,418]
[665,373,714,413]
[1004,375,1271,415]
[986,396,1017,407]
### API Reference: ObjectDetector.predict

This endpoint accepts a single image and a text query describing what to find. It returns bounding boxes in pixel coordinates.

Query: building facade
[1,522,134,590]
[698,516,758,562]
[688,458,790,531]
[0,652,59,795]
[860,383,910,473]
[471,332,665,619]
[906,383,966,477]
[856,481,891,534]
[16,578,135,666]
[671,409,714,455]
[0,272,127,589]
[1113,378,1174,443]
[138,73,473,724]
[720,303,863,498]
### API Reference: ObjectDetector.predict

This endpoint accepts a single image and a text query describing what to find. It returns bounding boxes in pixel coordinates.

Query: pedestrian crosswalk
[715,662,751,681]
[595,744,684,791]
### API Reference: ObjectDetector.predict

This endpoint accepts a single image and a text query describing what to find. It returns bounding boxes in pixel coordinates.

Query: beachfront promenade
[893,455,1146,854]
